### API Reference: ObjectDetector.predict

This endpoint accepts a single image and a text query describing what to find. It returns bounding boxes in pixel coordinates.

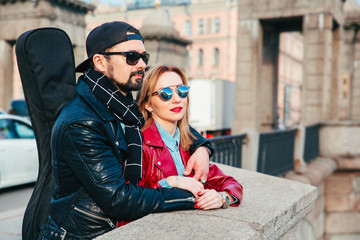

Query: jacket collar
[76,77,117,122]
[142,121,165,148]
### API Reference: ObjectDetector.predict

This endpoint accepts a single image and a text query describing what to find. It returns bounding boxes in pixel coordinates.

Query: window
[0,119,13,139]
[183,20,191,36]
[213,48,219,66]
[214,18,220,33]
[13,120,34,139]
[198,49,203,66]
[198,19,204,34]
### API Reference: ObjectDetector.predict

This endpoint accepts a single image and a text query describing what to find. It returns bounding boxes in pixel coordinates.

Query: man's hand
[183,146,210,181]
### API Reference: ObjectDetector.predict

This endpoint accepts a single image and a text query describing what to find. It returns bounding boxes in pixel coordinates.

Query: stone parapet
[97,164,317,240]
[320,121,360,156]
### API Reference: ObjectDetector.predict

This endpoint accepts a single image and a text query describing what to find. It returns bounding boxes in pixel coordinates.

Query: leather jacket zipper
[165,196,196,204]
[74,207,116,228]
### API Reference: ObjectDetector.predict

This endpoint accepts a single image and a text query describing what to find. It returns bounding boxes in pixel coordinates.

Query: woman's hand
[166,176,204,197]
[195,189,223,210]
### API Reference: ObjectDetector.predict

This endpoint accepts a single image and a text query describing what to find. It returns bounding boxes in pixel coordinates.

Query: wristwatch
[219,192,230,209]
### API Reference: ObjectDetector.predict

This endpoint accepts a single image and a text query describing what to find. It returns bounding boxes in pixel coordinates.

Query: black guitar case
[15,28,76,240]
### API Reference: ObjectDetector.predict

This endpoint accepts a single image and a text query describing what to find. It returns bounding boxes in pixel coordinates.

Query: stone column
[302,13,334,125]
[232,19,262,134]
[351,30,360,120]
[0,40,13,111]
[338,27,355,120]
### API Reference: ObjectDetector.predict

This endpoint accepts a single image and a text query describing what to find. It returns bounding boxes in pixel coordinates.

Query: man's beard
[108,64,144,93]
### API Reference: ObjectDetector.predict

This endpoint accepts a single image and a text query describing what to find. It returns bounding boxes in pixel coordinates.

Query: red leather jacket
[139,121,243,206]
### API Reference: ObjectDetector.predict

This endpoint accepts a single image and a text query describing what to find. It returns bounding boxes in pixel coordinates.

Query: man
[39,21,213,239]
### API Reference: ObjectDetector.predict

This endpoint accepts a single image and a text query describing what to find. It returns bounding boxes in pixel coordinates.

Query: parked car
[0,114,38,189]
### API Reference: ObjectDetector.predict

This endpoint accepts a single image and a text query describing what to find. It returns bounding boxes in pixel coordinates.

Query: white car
[0,114,38,189]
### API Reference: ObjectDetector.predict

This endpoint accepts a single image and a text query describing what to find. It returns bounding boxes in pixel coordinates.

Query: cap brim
[74,57,92,72]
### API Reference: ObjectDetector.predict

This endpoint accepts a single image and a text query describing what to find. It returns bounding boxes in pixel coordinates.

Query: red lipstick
[170,107,183,113]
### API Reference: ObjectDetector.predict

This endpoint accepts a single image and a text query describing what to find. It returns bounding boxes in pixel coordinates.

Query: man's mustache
[130,70,145,78]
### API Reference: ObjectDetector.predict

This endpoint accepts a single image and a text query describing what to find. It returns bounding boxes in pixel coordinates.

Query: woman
[137,65,243,210]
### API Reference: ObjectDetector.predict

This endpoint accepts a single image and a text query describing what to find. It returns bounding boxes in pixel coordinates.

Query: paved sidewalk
[0,208,24,240]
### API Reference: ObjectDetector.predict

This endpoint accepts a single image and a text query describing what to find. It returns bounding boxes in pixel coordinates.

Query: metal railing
[303,123,320,163]
[209,134,246,168]
[257,129,297,176]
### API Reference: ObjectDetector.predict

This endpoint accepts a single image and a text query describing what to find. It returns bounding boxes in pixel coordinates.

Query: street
[0,183,34,240]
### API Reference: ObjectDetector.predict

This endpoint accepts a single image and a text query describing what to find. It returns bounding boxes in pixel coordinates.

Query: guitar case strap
[15,27,76,240]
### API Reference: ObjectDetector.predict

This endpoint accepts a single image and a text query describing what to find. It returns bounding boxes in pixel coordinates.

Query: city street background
[0,184,33,240]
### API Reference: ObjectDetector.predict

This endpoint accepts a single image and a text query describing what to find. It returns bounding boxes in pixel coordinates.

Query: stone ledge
[334,156,360,170]
[285,157,337,186]
[97,164,317,240]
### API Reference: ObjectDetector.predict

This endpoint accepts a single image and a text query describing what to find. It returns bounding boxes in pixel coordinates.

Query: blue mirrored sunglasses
[152,84,190,101]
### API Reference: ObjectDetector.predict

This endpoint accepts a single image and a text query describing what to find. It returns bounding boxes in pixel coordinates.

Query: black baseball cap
[74,21,143,72]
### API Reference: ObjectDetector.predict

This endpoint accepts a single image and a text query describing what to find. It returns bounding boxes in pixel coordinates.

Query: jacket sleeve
[60,120,195,220]
[189,125,215,157]
[205,163,243,207]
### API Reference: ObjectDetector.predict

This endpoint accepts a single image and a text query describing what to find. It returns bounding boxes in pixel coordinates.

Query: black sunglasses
[152,84,190,101]
[100,51,150,65]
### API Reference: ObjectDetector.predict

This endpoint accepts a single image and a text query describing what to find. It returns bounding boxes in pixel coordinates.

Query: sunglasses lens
[126,52,150,65]
[159,88,173,101]
[142,53,150,65]
[126,52,140,65]
[177,85,189,98]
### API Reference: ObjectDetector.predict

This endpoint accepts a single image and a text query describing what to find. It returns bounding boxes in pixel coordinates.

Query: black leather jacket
[46,78,214,239]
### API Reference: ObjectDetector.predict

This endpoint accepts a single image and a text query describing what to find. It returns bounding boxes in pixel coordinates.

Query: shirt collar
[155,121,180,151]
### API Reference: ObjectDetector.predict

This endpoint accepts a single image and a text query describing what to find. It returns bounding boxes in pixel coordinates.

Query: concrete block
[304,59,324,75]
[296,219,316,240]
[236,75,252,90]
[355,193,360,210]
[306,194,324,221]
[312,211,325,239]
[285,172,312,185]
[97,166,317,240]
[326,234,360,240]
[305,75,323,90]
[304,30,325,44]
[236,90,253,105]
[305,14,319,29]
[237,62,253,77]
[325,194,355,212]
[238,48,254,62]
[335,157,360,171]
[306,44,326,60]
[325,173,354,194]
[326,212,360,234]
[303,90,322,105]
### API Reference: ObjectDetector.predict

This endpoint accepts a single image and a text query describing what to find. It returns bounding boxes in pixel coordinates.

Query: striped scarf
[83,68,145,184]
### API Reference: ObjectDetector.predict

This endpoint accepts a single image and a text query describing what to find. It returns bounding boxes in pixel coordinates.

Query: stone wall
[234,0,346,133]
[320,121,360,156]
[97,164,317,240]
[325,171,360,239]
[286,156,360,240]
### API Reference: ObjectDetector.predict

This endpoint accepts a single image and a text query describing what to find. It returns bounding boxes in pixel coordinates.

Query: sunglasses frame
[152,84,190,101]
[99,51,150,65]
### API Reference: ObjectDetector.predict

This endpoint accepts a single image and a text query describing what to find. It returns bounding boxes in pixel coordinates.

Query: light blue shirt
[155,121,185,188]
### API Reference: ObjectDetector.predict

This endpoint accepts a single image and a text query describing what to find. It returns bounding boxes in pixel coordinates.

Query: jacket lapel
[143,121,178,177]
